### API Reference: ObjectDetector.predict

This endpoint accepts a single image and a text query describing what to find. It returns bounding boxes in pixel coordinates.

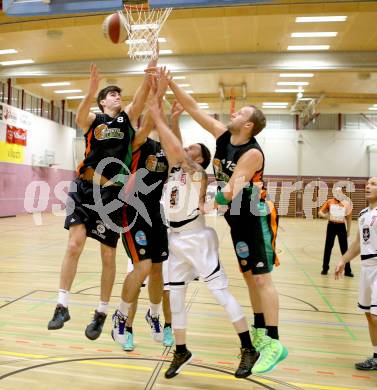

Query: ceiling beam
[2,51,377,78]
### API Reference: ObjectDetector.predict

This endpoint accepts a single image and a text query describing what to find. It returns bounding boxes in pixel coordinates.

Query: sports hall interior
[0,0,376,389]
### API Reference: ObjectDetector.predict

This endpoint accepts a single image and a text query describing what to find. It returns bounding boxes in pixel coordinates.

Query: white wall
[0,103,76,170]
[178,115,377,177]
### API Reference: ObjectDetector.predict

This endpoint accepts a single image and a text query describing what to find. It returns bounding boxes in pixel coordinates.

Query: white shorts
[127,258,170,291]
[168,226,228,290]
[358,259,377,315]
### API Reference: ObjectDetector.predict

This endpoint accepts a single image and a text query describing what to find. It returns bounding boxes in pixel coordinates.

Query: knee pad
[170,287,187,329]
[211,288,244,323]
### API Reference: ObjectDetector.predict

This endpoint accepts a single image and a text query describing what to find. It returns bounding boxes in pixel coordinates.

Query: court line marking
[0,351,365,390]
[280,240,357,341]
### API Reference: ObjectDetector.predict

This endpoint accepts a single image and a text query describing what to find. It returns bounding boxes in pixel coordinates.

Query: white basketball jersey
[358,207,377,261]
[163,166,202,225]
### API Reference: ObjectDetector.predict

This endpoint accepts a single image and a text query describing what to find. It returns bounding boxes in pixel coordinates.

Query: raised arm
[132,67,171,151]
[168,78,226,139]
[215,148,263,205]
[318,200,329,219]
[75,63,98,133]
[170,100,184,143]
[125,54,159,128]
[148,92,185,167]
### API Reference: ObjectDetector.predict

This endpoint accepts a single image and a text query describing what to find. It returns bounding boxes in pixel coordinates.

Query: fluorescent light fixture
[368,107,377,111]
[41,82,71,87]
[282,61,328,69]
[280,73,314,78]
[126,37,167,44]
[263,105,288,109]
[66,95,85,100]
[54,89,82,94]
[0,59,34,66]
[298,97,313,101]
[177,84,190,87]
[295,16,347,23]
[198,102,209,106]
[134,49,172,56]
[185,90,194,94]
[275,89,303,93]
[291,32,337,38]
[277,81,309,86]
[173,76,186,80]
[0,49,18,55]
[288,45,330,51]
[373,104,377,107]
[262,102,289,106]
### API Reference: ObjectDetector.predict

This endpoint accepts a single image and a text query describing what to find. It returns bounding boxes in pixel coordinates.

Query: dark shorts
[224,200,279,275]
[122,204,168,264]
[64,179,124,248]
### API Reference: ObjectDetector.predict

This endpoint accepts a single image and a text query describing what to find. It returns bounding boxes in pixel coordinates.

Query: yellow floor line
[0,350,361,390]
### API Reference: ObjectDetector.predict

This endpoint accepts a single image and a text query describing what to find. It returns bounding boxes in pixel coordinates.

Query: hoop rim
[124,2,150,11]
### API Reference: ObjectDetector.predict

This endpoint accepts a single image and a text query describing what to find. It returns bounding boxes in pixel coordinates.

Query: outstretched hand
[171,100,184,119]
[88,63,100,97]
[157,66,172,98]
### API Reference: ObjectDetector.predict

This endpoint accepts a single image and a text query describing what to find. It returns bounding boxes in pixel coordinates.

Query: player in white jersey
[147,85,260,379]
[335,177,377,371]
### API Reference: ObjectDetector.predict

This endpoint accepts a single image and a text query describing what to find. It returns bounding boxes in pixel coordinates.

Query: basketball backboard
[3,0,123,16]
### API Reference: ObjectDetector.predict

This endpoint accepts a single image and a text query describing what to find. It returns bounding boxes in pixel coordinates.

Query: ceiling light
[277,81,309,86]
[295,16,347,23]
[0,59,34,66]
[0,49,18,55]
[177,84,190,87]
[185,90,194,94]
[198,102,209,105]
[280,73,314,78]
[126,37,167,44]
[291,32,337,38]
[66,96,85,100]
[298,97,313,101]
[262,102,289,106]
[41,82,71,87]
[282,61,329,69]
[368,107,377,111]
[173,76,186,80]
[263,106,288,109]
[275,89,303,93]
[373,104,377,107]
[288,45,330,51]
[134,49,172,56]
[54,89,82,94]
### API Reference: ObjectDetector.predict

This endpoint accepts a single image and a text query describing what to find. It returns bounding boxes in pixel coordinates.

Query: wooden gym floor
[0,213,375,390]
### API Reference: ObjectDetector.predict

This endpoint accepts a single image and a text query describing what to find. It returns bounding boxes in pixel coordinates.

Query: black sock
[126,326,133,334]
[266,326,279,340]
[164,323,171,328]
[238,331,254,350]
[176,344,187,354]
[374,353,377,359]
[254,313,265,328]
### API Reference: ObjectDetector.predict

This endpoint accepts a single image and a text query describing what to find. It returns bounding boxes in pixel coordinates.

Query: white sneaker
[145,308,163,342]
[111,309,127,344]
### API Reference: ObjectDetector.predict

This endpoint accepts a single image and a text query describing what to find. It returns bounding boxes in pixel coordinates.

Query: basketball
[102,12,128,44]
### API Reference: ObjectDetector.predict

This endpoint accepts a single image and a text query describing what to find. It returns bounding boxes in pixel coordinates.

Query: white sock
[58,289,69,307]
[149,302,161,317]
[119,299,131,316]
[97,301,109,314]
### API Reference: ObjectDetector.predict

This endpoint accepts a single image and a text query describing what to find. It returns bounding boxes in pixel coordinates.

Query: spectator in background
[319,187,353,277]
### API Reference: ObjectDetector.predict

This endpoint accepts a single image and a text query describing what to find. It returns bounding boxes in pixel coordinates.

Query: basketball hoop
[122,1,172,61]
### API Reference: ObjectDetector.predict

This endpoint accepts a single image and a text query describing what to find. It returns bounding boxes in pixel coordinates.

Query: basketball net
[122,2,172,61]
